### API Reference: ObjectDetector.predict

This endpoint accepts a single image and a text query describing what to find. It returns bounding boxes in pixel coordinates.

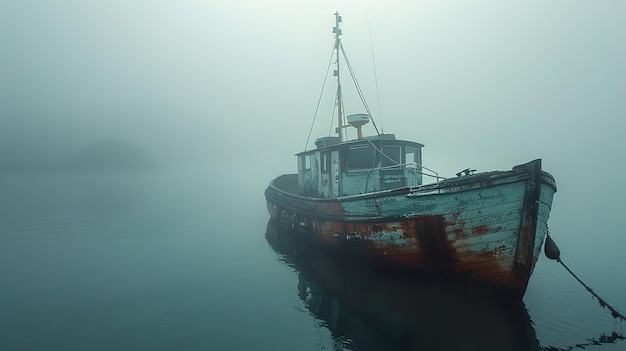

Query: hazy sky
[1,0,624,180]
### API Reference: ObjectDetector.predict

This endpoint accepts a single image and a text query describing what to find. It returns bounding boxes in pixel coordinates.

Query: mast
[333,12,344,141]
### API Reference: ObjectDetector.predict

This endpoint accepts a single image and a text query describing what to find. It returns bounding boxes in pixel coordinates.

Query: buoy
[544,233,561,260]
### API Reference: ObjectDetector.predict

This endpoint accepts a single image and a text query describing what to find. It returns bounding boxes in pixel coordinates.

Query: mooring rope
[545,231,626,322]
[557,257,626,321]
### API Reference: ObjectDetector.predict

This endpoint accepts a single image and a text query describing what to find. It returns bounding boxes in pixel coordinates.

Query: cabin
[297,133,424,198]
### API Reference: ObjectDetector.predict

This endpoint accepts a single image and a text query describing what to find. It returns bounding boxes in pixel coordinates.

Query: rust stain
[471,225,490,235]
[270,208,529,291]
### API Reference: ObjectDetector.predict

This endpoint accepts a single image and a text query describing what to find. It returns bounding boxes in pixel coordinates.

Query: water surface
[1,170,623,350]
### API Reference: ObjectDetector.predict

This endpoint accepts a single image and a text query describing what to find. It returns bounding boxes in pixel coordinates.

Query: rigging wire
[340,93,349,140]
[339,42,380,136]
[327,99,337,136]
[305,45,336,151]
[366,11,384,134]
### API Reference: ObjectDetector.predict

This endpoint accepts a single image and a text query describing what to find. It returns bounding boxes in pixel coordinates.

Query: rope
[305,45,336,151]
[366,11,384,134]
[557,257,626,321]
[327,100,337,137]
[339,42,380,136]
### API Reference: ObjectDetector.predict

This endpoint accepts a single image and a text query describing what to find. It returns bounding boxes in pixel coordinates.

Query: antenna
[333,12,344,141]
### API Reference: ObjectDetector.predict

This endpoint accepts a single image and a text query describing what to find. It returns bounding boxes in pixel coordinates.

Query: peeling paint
[369,230,409,246]
[266,159,557,296]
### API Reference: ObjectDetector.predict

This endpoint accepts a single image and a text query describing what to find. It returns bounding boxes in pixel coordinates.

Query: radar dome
[346,113,370,139]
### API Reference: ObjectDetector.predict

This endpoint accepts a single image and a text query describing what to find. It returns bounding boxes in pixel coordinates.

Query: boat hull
[265,159,556,297]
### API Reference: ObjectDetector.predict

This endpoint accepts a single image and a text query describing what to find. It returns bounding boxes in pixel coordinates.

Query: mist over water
[1,1,625,350]
[1,168,624,350]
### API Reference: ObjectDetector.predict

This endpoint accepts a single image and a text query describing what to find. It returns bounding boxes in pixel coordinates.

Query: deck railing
[361,162,444,194]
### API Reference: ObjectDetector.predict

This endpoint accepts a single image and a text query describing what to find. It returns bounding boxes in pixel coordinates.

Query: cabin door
[330,151,339,197]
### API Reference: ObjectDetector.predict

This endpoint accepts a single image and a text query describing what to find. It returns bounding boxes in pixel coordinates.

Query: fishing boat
[265,12,557,298]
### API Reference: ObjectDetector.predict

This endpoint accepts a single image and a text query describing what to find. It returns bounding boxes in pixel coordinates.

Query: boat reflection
[265,219,542,351]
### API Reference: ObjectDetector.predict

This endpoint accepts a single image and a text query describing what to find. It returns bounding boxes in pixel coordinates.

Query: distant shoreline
[0,140,157,173]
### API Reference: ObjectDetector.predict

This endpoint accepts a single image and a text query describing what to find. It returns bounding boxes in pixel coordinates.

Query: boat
[264,12,557,298]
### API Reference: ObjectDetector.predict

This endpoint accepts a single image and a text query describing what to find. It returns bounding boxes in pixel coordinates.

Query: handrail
[361,137,444,182]
[361,162,444,193]
[375,163,443,181]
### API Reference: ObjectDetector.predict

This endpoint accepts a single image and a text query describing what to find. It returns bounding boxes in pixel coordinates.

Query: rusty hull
[265,159,557,297]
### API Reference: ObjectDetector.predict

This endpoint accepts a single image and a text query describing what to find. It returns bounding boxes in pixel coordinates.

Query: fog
[2,3,626,347]
[2,1,624,201]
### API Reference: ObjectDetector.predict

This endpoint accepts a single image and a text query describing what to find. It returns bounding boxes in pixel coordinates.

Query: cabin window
[301,154,312,170]
[321,153,330,173]
[381,146,401,168]
[405,146,423,171]
[347,146,375,170]
[405,147,418,168]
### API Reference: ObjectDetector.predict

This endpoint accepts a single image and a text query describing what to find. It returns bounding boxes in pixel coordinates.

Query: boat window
[301,154,312,170]
[381,146,401,168]
[405,147,419,168]
[321,153,329,173]
[404,147,422,168]
[348,146,375,170]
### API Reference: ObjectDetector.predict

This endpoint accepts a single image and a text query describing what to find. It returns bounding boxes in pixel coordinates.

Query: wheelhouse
[297,134,424,198]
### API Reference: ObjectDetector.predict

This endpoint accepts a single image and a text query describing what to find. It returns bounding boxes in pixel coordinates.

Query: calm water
[1,170,624,350]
